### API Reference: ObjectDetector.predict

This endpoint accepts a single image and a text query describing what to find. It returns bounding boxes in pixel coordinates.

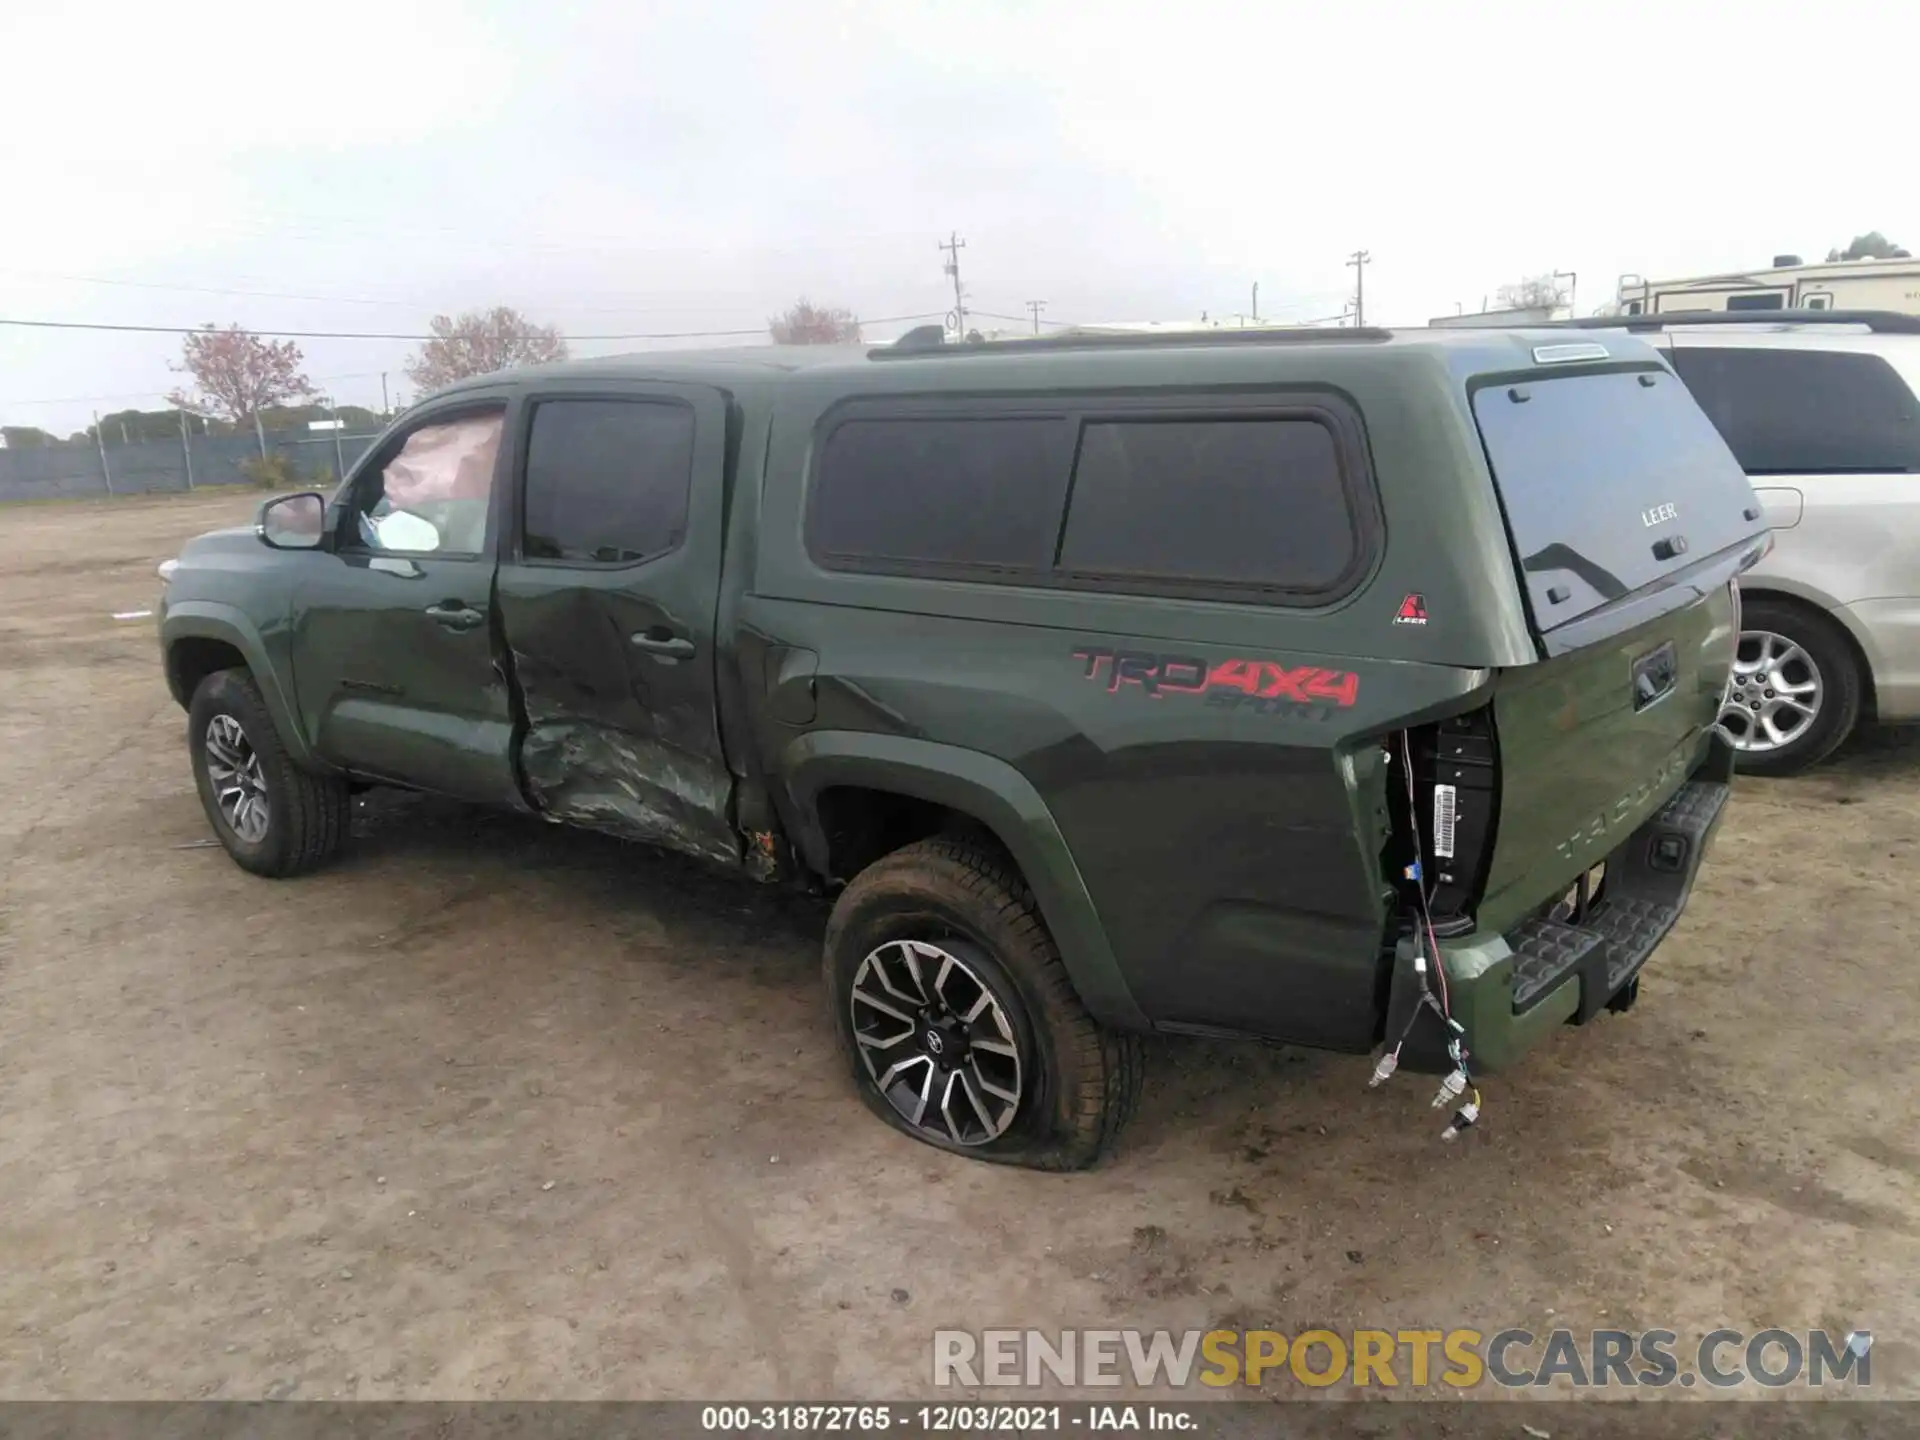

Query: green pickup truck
[158,325,1768,1168]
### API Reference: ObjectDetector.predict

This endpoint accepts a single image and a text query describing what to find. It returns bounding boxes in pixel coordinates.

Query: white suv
[1591,311,1920,774]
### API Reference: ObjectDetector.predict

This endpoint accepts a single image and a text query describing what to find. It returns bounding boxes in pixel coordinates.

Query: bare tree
[769,299,861,345]
[1827,231,1911,261]
[167,325,314,452]
[1495,274,1568,311]
[405,307,569,391]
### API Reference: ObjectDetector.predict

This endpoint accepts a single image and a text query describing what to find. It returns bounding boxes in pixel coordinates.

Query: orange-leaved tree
[769,299,861,345]
[167,324,314,454]
[405,307,570,391]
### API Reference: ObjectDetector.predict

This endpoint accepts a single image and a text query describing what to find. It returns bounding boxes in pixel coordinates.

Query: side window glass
[348,410,504,555]
[1058,418,1356,591]
[521,400,694,565]
[1672,347,1920,474]
[810,415,1069,572]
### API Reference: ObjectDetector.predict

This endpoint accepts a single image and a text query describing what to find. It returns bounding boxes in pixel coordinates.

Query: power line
[1,317,761,341]
[9,271,434,309]
[0,370,389,409]
[6,269,891,320]
[0,312,947,344]
[0,384,198,408]
[972,305,1354,331]
[968,307,1077,329]
[972,293,1347,330]
[1250,291,1350,316]
[164,205,718,262]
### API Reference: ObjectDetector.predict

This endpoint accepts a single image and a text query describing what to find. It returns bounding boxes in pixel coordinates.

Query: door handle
[630,628,695,659]
[424,601,486,632]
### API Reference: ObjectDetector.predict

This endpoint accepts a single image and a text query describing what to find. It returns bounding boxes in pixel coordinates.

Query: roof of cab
[422,325,1662,404]
[424,344,862,402]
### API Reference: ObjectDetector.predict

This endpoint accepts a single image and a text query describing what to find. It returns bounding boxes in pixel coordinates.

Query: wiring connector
[1368,1051,1400,1088]
[1430,1069,1467,1109]
[1441,1099,1481,1142]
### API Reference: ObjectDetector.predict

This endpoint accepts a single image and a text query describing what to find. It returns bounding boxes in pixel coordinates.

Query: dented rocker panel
[516,720,742,867]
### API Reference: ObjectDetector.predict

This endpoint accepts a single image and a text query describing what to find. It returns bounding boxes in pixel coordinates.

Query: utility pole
[1251,281,1260,324]
[1553,269,1578,318]
[178,405,195,491]
[93,411,114,496]
[328,395,345,477]
[1346,249,1372,327]
[1025,299,1046,335]
[939,231,968,337]
[380,372,390,417]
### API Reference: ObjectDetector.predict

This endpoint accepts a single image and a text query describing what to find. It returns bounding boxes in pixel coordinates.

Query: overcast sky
[2,0,1913,435]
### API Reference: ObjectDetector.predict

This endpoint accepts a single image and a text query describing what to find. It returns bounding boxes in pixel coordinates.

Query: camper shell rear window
[1470,367,1764,632]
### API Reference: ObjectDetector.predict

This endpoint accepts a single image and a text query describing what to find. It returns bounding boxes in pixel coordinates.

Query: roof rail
[869,324,1394,361]
[1546,309,1920,335]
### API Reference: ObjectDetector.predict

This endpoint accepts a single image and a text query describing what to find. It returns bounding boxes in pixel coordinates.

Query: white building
[1428,304,1572,328]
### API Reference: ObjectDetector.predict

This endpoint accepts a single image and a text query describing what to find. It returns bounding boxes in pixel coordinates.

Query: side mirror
[257,492,327,550]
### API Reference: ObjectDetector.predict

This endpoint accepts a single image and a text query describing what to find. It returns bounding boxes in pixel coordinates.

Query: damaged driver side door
[493,382,740,868]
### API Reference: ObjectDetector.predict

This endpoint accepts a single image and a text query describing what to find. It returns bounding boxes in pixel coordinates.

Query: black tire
[187,668,351,877]
[824,835,1144,1171]
[1725,597,1864,777]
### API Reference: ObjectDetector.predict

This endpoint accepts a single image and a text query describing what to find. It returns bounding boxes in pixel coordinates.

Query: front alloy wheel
[850,938,1023,1147]
[1720,629,1823,755]
[203,713,271,843]
[186,667,352,876]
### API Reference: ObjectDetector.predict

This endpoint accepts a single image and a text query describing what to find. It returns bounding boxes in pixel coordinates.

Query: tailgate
[1478,590,1736,932]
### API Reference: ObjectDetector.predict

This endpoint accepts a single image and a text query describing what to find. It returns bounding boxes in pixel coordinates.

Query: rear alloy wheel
[1718,598,1862,777]
[825,835,1143,1170]
[849,938,1024,1147]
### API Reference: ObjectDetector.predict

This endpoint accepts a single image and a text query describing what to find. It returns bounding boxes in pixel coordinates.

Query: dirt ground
[0,489,1914,1405]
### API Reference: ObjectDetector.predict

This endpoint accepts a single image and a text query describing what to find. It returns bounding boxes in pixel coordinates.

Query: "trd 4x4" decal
[1071,646,1359,713]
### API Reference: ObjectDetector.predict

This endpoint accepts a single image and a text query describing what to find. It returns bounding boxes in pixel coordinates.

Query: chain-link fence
[0,426,381,503]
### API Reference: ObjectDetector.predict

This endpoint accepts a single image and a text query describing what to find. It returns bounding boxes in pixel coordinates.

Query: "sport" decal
[1072,647,1359,707]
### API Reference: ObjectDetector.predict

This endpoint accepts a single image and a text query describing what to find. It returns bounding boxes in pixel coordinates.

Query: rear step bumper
[1507,780,1729,1022]
[1386,772,1732,1074]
